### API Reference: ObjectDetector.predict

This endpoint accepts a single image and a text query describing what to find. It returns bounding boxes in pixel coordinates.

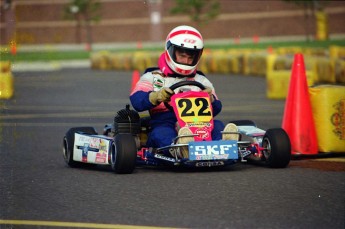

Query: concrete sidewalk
[11,60,90,72]
[10,34,345,52]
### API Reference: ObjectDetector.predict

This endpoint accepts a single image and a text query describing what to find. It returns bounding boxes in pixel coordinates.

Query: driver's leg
[147,125,177,148]
[222,123,239,140]
[212,120,225,140]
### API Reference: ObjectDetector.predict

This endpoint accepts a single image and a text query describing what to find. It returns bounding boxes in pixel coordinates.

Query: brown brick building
[0,0,344,45]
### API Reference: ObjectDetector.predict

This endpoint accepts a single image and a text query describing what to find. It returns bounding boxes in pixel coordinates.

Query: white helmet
[165,25,204,76]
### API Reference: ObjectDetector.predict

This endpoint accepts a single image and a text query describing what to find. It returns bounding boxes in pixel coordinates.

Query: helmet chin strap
[158,53,196,78]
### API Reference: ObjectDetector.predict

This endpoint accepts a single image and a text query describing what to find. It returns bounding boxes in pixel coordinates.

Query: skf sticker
[189,141,238,161]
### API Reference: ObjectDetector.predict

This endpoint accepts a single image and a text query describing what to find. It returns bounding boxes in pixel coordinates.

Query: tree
[170,0,220,26]
[283,0,328,41]
[64,0,101,50]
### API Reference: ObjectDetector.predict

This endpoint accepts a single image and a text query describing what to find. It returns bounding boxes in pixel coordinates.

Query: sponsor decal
[196,127,209,139]
[189,141,238,161]
[195,154,229,160]
[153,77,164,89]
[183,38,196,44]
[154,154,176,162]
[80,143,90,162]
[95,139,108,163]
[195,161,224,167]
[332,99,345,140]
[90,137,100,148]
[75,133,109,164]
[187,122,211,128]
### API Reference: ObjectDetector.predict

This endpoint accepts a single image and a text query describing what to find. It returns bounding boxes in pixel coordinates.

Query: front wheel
[261,128,291,168]
[111,134,137,174]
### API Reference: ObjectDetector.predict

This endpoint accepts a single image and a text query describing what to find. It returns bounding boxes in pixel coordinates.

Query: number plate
[175,96,212,123]
[188,140,238,161]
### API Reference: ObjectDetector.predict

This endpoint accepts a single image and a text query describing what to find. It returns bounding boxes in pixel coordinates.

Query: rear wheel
[111,134,137,174]
[63,127,97,167]
[261,128,291,168]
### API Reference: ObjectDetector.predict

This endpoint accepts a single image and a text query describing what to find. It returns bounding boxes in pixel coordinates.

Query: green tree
[170,0,220,26]
[283,0,328,41]
[64,0,101,50]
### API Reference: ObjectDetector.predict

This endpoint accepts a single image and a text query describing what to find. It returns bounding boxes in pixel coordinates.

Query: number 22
[178,98,211,117]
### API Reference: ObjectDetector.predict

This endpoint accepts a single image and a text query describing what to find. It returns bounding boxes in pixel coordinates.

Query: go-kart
[62,81,291,174]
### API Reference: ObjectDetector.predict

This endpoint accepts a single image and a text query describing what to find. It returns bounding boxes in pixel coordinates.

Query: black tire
[229,120,256,127]
[62,127,98,167]
[261,128,291,168]
[110,134,137,174]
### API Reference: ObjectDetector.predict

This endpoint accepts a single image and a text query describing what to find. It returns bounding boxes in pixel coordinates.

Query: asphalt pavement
[0,67,344,229]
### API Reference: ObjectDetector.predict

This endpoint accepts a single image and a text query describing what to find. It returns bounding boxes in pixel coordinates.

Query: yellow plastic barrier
[198,54,209,74]
[90,51,111,70]
[266,53,314,100]
[309,85,345,153]
[0,61,11,73]
[132,52,148,72]
[316,10,328,41]
[109,53,122,70]
[0,61,14,99]
[329,46,345,59]
[314,57,335,84]
[247,53,267,76]
[266,70,314,99]
[90,49,343,87]
[266,70,291,99]
[0,73,14,100]
[334,59,345,84]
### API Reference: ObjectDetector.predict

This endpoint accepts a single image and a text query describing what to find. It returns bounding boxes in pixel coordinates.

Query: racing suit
[130,51,224,148]
[130,56,224,148]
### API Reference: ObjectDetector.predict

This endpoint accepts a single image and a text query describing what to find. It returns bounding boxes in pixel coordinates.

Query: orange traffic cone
[282,53,318,155]
[10,42,17,56]
[130,70,140,93]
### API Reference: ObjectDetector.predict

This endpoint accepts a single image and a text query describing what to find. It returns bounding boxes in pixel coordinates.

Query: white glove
[203,87,215,103]
[149,88,174,105]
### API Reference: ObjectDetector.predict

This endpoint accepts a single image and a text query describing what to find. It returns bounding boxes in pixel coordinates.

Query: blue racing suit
[130,69,224,148]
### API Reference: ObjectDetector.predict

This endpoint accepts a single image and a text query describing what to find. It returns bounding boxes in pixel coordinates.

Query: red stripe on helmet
[168,30,202,40]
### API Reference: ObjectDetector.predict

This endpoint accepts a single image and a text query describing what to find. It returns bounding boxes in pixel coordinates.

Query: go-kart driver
[130,25,237,150]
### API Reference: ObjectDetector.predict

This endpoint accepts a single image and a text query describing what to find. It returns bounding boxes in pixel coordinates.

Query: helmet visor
[167,42,203,67]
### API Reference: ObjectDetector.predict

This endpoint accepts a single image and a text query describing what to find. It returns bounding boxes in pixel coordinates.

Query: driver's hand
[149,87,174,105]
[203,87,215,103]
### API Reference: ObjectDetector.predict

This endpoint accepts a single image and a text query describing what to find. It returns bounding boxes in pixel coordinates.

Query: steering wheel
[164,81,207,111]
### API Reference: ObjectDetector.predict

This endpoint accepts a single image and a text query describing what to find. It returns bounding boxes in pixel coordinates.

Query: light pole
[69,4,81,44]
[3,0,16,48]
[148,0,162,42]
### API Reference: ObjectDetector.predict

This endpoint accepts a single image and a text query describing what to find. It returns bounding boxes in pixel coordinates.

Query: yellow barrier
[313,57,335,83]
[329,46,345,59]
[266,70,314,99]
[90,51,111,70]
[0,76,14,99]
[0,61,11,73]
[132,52,148,72]
[266,70,291,99]
[309,85,345,153]
[334,59,345,84]
[0,61,14,99]
[90,49,344,87]
[266,54,314,99]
